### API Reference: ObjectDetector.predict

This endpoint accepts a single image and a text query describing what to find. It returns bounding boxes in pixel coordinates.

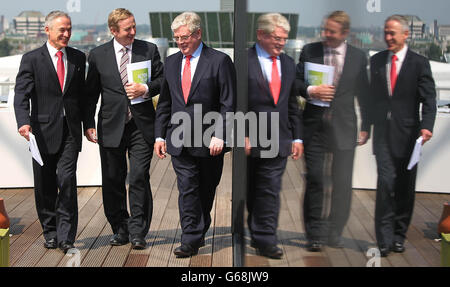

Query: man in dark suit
[370,15,436,257]
[84,8,164,249]
[245,13,303,259]
[14,11,85,253]
[154,12,235,258]
[296,11,370,251]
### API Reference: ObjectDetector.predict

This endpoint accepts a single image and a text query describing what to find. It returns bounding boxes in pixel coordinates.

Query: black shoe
[110,233,129,246]
[44,238,57,249]
[130,236,146,250]
[393,241,405,253]
[379,245,391,257]
[174,244,198,258]
[59,241,75,253]
[328,236,344,248]
[255,245,283,259]
[306,240,322,252]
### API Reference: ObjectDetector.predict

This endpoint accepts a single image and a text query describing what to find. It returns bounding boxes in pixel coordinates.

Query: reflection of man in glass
[246,13,303,259]
[296,11,370,252]
[370,15,436,257]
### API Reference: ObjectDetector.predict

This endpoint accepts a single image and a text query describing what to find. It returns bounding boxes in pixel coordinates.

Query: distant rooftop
[16,11,44,18]
[404,15,423,22]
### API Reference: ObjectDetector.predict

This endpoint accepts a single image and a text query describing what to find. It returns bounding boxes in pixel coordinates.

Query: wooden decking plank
[211,153,232,267]
[0,188,26,201]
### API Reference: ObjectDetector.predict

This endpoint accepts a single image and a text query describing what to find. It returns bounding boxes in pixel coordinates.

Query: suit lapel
[105,40,125,92]
[40,45,62,93]
[63,48,75,95]
[377,51,389,96]
[187,44,210,102]
[249,46,274,103]
[278,54,289,104]
[393,49,411,96]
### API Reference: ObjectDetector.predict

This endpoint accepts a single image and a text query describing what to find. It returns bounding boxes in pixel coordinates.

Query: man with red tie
[246,13,303,259]
[14,11,86,253]
[296,11,370,252]
[154,12,235,258]
[370,15,436,257]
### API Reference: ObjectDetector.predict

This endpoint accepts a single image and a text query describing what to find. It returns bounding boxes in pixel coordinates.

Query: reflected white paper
[29,132,43,166]
[407,136,423,170]
[304,62,335,86]
[127,60,151,105]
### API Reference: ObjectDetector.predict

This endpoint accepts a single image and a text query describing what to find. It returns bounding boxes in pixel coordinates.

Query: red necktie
[390,54,398,94]
[182,55,192,103]
[56,50,65,92]
[270,56,281,105]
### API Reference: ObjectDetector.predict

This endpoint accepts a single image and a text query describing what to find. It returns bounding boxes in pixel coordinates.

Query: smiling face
[384,20,409,53]
[322,19,348,48]
[45,16,72,50]
[257,26,288,57]
[173,25,202,56]
[111,16,136,47]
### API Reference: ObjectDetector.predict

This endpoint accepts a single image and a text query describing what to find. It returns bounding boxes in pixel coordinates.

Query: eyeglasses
[270,36,288,43]
[172,32,195,42]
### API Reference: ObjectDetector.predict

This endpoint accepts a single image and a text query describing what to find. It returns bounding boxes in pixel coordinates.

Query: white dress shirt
[113,39,149,97]
[307,41,347,107]
[386,44,408,96]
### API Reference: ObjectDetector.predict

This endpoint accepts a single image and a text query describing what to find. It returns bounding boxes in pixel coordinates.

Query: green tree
[0,38,12,57]
[427,43,442,61]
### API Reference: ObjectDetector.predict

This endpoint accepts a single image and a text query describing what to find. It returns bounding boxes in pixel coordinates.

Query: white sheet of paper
[304,62,335,86]
[127,60,151,105]
[29,132,44,166]
[407,136,423,170]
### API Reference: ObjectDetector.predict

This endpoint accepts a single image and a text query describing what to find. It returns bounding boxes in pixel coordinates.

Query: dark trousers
[247,156,287,247]
[99,119,153,238]
[171,150,224,248]
[374,136,417,248]
[32,122,79,244]
[303,115,355,241]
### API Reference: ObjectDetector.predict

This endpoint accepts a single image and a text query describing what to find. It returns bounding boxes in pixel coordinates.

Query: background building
[404,15,425,39]
[13,11,45,37]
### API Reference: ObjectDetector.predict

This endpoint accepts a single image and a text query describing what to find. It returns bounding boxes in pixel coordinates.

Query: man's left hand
[291,142,304,160]
[125,83,146,99]
[421,129,433,145]
[209,137,224,156]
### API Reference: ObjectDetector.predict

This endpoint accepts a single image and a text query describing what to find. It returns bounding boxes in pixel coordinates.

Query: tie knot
[185,55,192,62]
[271,56,277,62]
[56,50,63,58]
[331,49,339,55]
[392,54,398,61]
[122,47,128,54]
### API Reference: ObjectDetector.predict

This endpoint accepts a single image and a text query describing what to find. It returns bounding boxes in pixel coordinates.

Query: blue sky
[2,0,450,27]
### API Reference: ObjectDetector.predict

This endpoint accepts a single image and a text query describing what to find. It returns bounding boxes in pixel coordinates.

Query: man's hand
[244,137,251,156]
[209,137,224,156]
[125,83,147,100]
[18,125,32,141]
[291,142,304,160]
[357,131,369,146]
[421,129,433,145]
[154,141,167,159]
[85,128,98,143]
[309,84,335,102]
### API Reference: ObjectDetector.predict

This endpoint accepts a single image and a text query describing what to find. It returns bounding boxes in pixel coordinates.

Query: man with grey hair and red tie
[14,11,86,253]
[370,15,436,257]
[155,11,235,258]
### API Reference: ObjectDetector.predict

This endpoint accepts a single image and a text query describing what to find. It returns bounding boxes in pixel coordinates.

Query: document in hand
[127,60,151,105]
[304,62,335,86]
[29,133,44,166]
[407,136,423,170]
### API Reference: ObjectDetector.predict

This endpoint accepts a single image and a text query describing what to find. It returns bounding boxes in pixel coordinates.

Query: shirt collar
[184,42,203,59]
[255,43,279,60]
[113,38,132,54]
[325,41,346,55]
[389,44,408,62]
[46,41,66,57]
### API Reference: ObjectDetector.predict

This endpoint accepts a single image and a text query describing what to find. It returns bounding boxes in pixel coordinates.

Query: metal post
[232,0,248,267]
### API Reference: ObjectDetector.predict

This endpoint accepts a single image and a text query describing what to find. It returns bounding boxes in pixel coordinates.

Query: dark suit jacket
[14,44,86,154]
[85,39,164,147]
[370,48,437,158]
[296,42,370,150]
[248,46,303,158]
[155,43,236,157]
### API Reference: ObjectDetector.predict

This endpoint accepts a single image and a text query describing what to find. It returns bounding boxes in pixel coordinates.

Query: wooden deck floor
[1,153,448,267]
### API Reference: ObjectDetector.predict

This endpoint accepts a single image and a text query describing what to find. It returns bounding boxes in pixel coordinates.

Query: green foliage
[0,38,12,57]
